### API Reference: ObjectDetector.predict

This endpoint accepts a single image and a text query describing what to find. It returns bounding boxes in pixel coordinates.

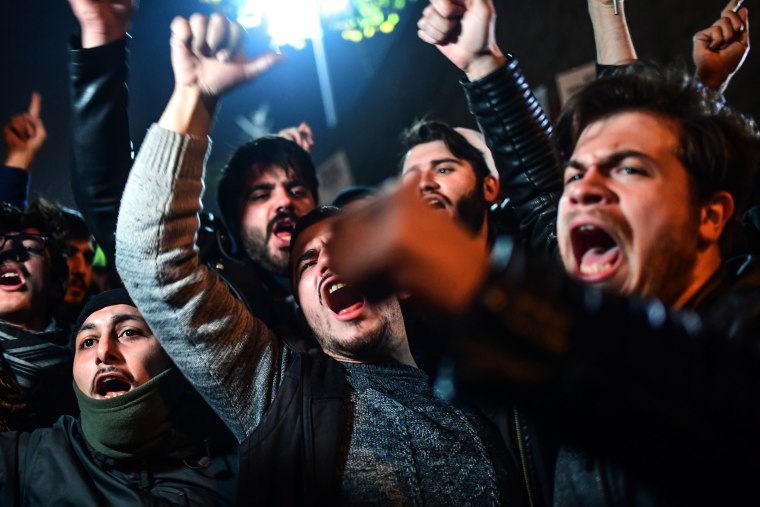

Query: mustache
[266,210,299,237]
[90,365,135,395]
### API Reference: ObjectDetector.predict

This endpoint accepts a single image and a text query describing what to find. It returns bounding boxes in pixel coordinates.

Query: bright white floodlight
[237,0,322,48]
[318,0,351,17]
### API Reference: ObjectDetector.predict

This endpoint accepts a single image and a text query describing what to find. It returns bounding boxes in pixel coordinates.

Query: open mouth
[324,281,366,317]
[570,224,621,279]
[94,373,134,399]
[421,190,449,210]
[271,217,296,245]
[0,266,25,290]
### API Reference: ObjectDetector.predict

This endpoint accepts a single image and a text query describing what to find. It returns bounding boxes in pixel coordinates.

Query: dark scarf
[74,367,185,459]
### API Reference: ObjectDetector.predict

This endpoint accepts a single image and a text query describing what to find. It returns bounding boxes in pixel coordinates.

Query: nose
[96,336,122,365]
[418,169,439,192]
[567,168,615,207]
[69,253,85,274]
[315,238,333,278]
[272,186,296,212]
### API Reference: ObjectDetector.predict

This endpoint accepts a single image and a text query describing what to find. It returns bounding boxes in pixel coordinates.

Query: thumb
[242,51,285,80]
[28,92,41,118]
[723,0,744,16]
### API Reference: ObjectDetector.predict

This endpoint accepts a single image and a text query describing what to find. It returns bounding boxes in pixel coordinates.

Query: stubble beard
[639,219,700,308]
[241,227,289,275]
[311,301,406,363]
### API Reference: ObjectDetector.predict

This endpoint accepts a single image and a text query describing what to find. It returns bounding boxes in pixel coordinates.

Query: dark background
[2,0,757,212]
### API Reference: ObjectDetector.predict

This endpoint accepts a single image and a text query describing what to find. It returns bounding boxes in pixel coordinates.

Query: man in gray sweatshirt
[115,12,526,506]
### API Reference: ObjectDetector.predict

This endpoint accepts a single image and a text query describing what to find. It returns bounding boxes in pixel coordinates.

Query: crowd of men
[0,0,757,504]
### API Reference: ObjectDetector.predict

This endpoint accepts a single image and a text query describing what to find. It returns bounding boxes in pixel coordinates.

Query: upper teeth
[578,224,596,232]
[1,273,17,278]
[328,282,346,294]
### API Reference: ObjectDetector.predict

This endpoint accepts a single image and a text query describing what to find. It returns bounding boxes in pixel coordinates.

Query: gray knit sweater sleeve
[115,124,290,443]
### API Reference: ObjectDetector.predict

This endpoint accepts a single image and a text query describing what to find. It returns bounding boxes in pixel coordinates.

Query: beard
[637,215,700,307]
[240,211,298,275]
[308,298,406,363]
[455,186,489,236]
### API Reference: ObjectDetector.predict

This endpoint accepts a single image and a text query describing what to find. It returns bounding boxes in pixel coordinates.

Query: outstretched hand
[327,174,489,314]
[3,93,46,171]
[68,0,135,48]
[417,0,506,81]
[693,0,750,92]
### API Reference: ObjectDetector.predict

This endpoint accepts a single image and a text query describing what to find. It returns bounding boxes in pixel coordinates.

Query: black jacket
[460,60,760,506]
[0,412,238,506]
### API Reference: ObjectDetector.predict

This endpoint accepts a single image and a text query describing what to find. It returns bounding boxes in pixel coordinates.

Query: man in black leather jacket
[326,0,760,505]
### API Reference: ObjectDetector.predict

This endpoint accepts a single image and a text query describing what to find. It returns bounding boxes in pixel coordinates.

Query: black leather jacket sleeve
[457,239,760,498]
[69,35,133,262]
[461,58,563,257]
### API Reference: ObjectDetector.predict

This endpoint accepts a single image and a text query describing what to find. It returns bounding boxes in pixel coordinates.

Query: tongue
[581,246,620,269]
[274,231,292,242]
[329,285,364,314]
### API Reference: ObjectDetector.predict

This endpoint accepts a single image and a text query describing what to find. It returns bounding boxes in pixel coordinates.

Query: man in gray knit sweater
[115,12,525,505]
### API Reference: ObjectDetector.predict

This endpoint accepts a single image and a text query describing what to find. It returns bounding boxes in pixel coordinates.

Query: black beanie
[71,288,136,342]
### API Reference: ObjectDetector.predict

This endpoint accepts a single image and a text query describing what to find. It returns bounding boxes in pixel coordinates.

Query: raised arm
[417,0,563,256]
[1,93,45,208]
[68,0,135,261]
[115,13,286,442]
[588,0,637,66]
[693,0,750,93]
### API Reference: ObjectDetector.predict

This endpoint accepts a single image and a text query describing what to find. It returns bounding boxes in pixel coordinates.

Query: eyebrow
[296,248,319,270]
[566,150,659,171]
[77,314,147,334]
[405,157,463,173]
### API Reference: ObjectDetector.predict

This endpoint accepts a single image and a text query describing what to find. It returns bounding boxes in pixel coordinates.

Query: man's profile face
[73,304,171,400]
[557,111,700,305]
[402,140,493,235]
[239,165,316,274]
[291,219,406,363]
[0,228,52,328]
[64,237,95,306]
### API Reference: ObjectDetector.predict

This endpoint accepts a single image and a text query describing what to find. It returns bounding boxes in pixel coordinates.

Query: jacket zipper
[513,408,536,507]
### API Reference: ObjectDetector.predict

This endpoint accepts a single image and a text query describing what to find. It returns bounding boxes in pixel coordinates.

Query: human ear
[699,191,735,245]
[482,175,499,203]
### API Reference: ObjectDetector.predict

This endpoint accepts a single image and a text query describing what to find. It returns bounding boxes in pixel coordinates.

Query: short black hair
[217,136,320,244]
[399,119,491,182]
[556,64,760,218]
[331,186,374,208]
[60,207,93,243]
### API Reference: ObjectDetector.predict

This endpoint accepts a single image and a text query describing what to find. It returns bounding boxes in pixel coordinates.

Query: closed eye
[299,260,316,275]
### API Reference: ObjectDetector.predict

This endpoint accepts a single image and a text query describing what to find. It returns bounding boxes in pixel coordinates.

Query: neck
[327,338,417,368]
[671,245,723,310]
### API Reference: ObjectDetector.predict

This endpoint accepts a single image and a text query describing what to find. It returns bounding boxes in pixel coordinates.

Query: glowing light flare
[319,0,351,17]
[236,0,322,48]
